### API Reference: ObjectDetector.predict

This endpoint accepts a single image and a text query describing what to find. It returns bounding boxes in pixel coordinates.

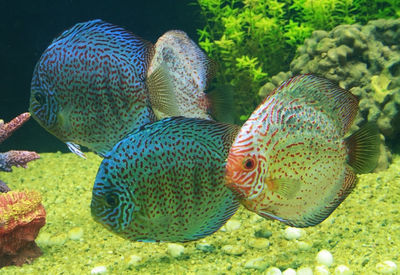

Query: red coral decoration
[0,113,31,143]
[0,113,40,172]
[0,190,46,267]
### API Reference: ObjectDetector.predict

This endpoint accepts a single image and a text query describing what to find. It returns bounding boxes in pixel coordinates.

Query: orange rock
[0,190,46,267]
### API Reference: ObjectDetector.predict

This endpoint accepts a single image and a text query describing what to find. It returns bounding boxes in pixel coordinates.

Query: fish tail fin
[345,123,380,174]
[146,63,180,119]
[206,83,236,124]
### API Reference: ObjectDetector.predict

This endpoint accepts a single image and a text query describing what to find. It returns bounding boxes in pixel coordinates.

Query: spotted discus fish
[225,74,380,228]
[91,117,240,242]
[147,30,232,122]
[29,19,177,157]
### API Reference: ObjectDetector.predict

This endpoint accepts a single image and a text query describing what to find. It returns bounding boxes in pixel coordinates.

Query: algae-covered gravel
[0,152,399,274]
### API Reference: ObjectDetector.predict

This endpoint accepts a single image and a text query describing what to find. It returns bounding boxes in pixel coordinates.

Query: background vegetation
[195,0,400,122]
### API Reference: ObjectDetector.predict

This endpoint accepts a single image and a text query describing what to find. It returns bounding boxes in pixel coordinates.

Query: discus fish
[148,30,233,122]
[225,74,380,228]
[91,117,240,242]
[29,19,176,157]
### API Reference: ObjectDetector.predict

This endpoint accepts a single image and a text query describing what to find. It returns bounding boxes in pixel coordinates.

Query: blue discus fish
[29,19,177,157]
[91,117,240,242]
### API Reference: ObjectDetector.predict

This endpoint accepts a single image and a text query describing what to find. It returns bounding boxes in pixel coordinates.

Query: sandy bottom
[0,152,399,274]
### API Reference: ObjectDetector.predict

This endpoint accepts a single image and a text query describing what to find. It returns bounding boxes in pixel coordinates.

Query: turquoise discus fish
[91,117,240,242]
[29,19,176,157]
[225,74,380,228]
[148,30,232,122]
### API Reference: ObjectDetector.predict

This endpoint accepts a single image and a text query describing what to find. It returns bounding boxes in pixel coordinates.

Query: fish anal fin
[146,63,180,119]
[298,166,358,227]
[288,167,357,228]
[267,178,301,199]
[346,123,380,174]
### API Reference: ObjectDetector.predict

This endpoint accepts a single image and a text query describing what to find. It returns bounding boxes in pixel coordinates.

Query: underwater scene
[1,0,399,274]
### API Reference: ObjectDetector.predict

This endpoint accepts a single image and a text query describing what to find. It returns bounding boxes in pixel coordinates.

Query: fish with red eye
[225,155,259,198]
[242,157,256,170]
[224,74,381,228]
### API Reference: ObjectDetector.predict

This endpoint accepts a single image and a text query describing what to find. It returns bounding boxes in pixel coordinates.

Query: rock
[375,260,397,274]
[0,180,10,193]
[282,268,297,275]
[297,241,312,251]
[126,255,142,267]
[224,219,241,232]
[284,227,305,240]
[48,233,68,246]
[167,243,185,258]
[297,266,313,275]
[68,227,84,241]
[221,244,245,256]
[265,267,282,275]
[315,265,330,275]
[91,266,107,274]
[315,249,334,267]
[244,257,269,271]
[334,265,353,275]
[195,243,215,253]
[254,228,273,238]
[248,238,270,249]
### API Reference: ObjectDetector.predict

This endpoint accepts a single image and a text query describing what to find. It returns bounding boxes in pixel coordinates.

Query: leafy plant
[195,0,399,122]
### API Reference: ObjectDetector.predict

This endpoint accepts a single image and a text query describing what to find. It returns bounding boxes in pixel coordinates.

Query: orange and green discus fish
[225,74,380,228]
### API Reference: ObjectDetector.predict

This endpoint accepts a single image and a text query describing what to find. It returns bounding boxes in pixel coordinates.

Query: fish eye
[105,193,119,208]
[242,157,256,171]
[34,92,45,105]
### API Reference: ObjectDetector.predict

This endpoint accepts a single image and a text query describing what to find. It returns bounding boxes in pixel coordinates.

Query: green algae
[0,152,399,274]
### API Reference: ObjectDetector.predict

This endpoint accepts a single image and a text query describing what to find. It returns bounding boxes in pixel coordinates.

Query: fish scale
[225,74,380,228]
[30,19,155,156]
[91,117,240,242]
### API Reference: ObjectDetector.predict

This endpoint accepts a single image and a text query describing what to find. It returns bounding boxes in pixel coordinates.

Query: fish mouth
[224,173,248,199]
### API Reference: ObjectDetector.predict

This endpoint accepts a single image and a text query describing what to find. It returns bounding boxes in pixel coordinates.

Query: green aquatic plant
[195,0,399,122]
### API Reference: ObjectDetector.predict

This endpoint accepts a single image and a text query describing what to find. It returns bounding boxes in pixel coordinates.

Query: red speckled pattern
[226,74,359,227]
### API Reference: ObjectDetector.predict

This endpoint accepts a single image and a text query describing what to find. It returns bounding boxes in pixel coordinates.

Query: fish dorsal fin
[266,178,301,199]
[163,116,240,146]
[146,64,181,119]
[52,19,153,79]
[273,74,359,135]
[346,123,380,174]
[206,83,235,124]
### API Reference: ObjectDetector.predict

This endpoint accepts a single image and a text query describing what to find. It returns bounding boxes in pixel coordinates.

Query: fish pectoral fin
[345,123,380,174]
[206,83,235,124]
[146,63,180,119]
[66,142,86,158]
[267,178,301,199]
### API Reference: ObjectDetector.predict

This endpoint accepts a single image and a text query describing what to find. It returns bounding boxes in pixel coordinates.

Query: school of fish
[29,19,381,243]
